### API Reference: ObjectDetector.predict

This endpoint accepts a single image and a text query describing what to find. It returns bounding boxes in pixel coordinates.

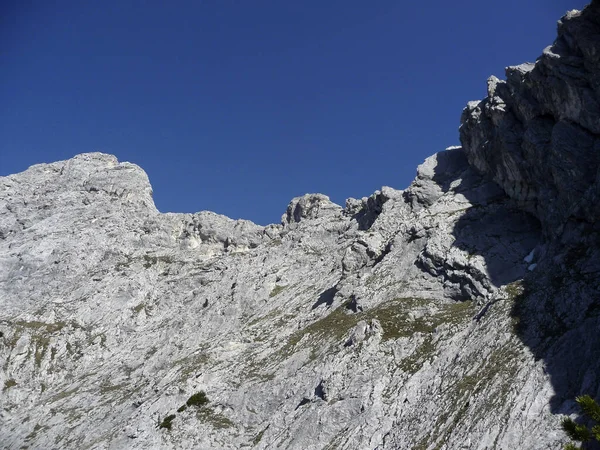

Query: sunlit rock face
[1,3,599,449]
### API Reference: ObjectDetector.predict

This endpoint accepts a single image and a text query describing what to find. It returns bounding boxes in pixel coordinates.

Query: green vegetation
[379,299,474,340]
[505,280,528,335]
[174,351,210,381]
[277,297,476,362]
[196,407,234,429]
[269,285,286,298]
[562,395,600,449]
[47,388,80,403]
[99,382,126,395]
[186,391,209,407]
[5,320,69,369]
[25,423,45,442]
[33,335,50,367]
[504,280,524,300]
[506,277,571,341]
[246,308,282,328]
[239,353,276,383]
[252,427,268,445]
[159,414,176,431]
[15,321,66,333]
[132,303,146,314]
[159,390,234,432]
[286,303,357,347]
[3,378,17,391]
[413,340,522,449]
[143,254,175,269]
[398,336,436,375]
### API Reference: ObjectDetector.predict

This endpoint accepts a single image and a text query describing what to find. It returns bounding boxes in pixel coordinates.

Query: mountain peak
[2,4,600,449]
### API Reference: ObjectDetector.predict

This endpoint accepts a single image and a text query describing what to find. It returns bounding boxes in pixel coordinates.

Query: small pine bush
[159,414,176,431]
[562,395,600,449]
[186,391,209,408]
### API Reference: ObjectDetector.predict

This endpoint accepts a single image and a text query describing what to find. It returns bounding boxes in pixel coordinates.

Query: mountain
[2,2,600,449]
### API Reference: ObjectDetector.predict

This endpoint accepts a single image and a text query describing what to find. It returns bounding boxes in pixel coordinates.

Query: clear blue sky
[0,0,588,225]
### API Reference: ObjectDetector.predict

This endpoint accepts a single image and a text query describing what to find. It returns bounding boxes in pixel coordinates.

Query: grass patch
[9,321,68,367]
[421,342,522,449]
[196,408,234,429]
[100,382,126,395]
[269,285,286,298]
[162,390,234,432]
[374,299,474,340]
[246,308,282,328]
[505,280,529,335]
[32,335,51,367]
[242,358,276,383]
[175,352,210,381]
[3,378,17,391]
[15,321,67,333]
[505,280,524,300]
[252,426,268,445]
[398,336,437,375]
[143,254,175,269]
[25,423,47,443]
[278,297,475,360]
[47,387,80,403]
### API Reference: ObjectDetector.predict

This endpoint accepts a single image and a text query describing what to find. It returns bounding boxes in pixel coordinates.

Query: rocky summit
[2,3,600,450]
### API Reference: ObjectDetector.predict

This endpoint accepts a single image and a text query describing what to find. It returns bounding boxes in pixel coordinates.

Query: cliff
[1,3,599,449]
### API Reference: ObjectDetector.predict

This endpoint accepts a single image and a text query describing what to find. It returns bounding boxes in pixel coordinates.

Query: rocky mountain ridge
[1,2,600,449]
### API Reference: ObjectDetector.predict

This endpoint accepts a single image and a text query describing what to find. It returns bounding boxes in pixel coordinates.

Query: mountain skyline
[0,0,587,224]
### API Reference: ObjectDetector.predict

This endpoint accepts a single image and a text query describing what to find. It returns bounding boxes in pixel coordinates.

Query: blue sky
[1,0,588,225]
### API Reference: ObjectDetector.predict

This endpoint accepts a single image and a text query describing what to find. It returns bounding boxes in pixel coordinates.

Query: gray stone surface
[1,3,600,449]
[460,1,600,236]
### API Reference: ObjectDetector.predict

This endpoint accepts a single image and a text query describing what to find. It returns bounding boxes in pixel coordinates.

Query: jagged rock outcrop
[458,9,600,446]
[460,0,600,236]
[1,3,600,449]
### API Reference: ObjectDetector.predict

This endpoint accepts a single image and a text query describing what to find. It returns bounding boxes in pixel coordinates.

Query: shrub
[186,391,209,408]
[562,395,600,449]
[159,414,176,431]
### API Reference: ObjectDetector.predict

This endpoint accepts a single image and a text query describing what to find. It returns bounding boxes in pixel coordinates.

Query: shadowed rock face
[459,3,600,435]
[460,0,600,237]
[1,4,599,450]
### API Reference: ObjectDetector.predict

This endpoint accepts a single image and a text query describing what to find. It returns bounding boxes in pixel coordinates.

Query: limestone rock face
[283,194,342,225]
[460,1,600,236]
[1,4,600,450]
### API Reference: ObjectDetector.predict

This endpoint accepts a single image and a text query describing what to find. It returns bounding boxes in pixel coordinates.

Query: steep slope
[1,3,599,449]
